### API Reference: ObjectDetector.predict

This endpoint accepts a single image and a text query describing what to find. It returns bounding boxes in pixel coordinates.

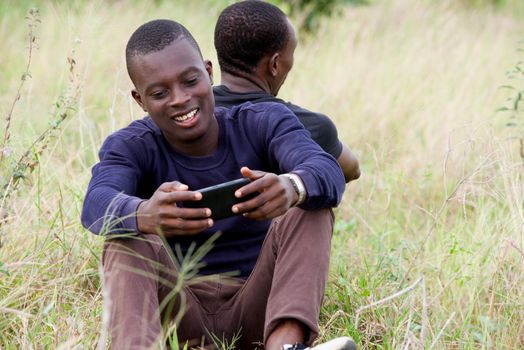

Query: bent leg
[102,234,208,349]
[224,208,334,349]
[264,208,334,346]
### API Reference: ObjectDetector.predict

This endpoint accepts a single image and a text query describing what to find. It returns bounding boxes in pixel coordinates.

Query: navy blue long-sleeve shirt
[82,102,345,277]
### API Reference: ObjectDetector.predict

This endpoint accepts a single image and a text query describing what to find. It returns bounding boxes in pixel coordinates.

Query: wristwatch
[280,173,306,206]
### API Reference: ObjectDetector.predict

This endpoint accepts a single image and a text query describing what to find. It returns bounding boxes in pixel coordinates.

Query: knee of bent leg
[285,207,335,238]
[102,233,166,267]
[297,207,334,229]
[314,208,335,226]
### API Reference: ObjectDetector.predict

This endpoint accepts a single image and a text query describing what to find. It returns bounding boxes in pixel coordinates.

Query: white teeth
[173,109,197,122]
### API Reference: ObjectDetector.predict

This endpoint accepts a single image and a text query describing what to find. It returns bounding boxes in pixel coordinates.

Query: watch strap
[280,173,306,206]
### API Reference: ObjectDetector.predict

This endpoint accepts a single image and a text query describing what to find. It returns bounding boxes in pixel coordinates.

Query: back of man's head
[126,19,201,82]
[214,0,289,76]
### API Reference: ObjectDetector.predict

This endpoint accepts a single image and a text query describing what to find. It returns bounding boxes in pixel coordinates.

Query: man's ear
[131,89,147,112]
[268,52,280,77]
[204,59,214,85]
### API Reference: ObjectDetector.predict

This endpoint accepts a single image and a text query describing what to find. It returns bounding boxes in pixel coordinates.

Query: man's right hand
[136,181,213,237]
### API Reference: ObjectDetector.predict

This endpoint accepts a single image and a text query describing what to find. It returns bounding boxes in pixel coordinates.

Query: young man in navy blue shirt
[82,19,355,350]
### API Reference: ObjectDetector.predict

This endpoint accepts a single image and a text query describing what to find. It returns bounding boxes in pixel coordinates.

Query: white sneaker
[282,336,357,350]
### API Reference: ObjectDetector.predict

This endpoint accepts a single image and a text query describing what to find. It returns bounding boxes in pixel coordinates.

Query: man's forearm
[81,189,142,235]
[337,144,361,183]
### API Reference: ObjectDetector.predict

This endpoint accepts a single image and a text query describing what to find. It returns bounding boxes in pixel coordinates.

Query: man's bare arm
[337,143,361,183]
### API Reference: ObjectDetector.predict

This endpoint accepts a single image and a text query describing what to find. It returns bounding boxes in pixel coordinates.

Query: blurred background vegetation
[1,0,523,348]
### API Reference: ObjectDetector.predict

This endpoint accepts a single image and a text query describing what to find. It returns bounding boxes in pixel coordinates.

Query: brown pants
[102,208,334,349]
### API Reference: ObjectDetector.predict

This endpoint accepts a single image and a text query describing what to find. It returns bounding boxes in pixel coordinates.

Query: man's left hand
[232,166,298,220]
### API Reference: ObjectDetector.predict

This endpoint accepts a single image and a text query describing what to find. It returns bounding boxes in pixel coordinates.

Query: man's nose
[168,87,190,106]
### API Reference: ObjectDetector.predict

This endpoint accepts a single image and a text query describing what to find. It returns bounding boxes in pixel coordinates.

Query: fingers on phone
[177,218,213,231]
[177,207,212,219]
[236,179,262,198]
[232,192,265,214]
[236,184,289,219]
[240,166,266,180]
[159,181,188,192]
[163,191,200,203]
[163,217,213,236]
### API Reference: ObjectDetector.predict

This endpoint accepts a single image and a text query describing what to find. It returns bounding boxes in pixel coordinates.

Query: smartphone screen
[182,178,258,220]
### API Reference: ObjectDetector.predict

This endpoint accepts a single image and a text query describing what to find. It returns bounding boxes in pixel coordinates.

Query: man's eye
[151,90,168,98]
[186,77,199,85]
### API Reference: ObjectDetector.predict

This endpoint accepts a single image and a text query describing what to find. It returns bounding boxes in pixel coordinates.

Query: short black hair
[214,0,290,75]
[126,19,201,80]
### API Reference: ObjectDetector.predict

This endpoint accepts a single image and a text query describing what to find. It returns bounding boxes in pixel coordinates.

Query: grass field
[1,0,523,348]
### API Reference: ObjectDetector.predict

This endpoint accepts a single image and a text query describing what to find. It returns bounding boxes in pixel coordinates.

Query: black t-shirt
[213,85,343,159]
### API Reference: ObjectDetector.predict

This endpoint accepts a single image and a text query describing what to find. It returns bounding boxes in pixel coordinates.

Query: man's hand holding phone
[231,166,300,221]
[136,181,213,237]
[183,166,300,222]
[136,167,300,237]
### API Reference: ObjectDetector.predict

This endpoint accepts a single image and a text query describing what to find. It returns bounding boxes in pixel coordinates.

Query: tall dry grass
[0,0,523,348]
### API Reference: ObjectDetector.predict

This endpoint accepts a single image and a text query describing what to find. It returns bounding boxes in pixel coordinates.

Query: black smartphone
[182,178,257,220]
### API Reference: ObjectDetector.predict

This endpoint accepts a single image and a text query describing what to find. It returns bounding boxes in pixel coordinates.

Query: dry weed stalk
[354,275,456,349]
[0,7,81,247]
[354,276,423,328]
[1,8,40,158]
[428,312,455,350]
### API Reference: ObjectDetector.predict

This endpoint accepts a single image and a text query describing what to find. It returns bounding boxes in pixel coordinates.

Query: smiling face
[130,38,217,156]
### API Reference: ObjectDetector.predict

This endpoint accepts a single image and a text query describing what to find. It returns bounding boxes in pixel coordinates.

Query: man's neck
[220,71,273,95]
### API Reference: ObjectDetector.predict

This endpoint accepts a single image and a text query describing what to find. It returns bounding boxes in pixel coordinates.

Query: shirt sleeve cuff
[120,197,144,233]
